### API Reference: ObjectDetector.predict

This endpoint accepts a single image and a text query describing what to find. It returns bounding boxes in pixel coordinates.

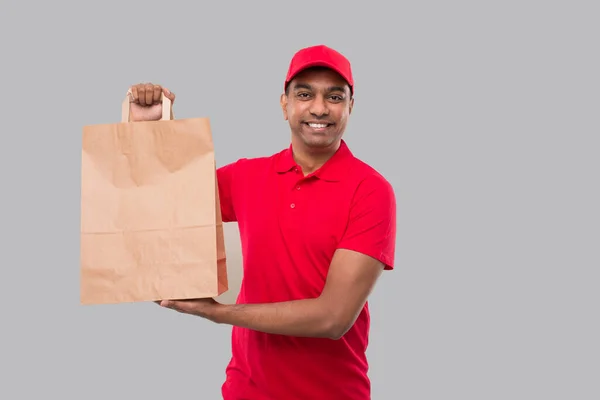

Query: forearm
[210,298,337,339]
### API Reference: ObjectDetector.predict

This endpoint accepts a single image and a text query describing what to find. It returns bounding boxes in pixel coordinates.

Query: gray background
[1,1,599,399]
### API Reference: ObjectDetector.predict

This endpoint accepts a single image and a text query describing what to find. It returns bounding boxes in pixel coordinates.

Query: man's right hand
[128,83,176,122]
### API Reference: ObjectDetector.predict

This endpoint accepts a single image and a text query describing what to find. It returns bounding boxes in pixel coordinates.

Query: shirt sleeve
[336,174,397,270]
[216,161,238,223]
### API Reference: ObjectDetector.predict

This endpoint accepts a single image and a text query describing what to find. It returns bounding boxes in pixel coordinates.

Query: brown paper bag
[80,94,228,305]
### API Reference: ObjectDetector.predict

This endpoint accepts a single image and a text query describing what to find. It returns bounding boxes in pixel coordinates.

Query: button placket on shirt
[290,167,301,209]
[290,181,299,209]
[289,167,315,210]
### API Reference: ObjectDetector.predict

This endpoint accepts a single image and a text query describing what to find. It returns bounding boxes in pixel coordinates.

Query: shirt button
[296,185,301,190]
[290,203,295,209]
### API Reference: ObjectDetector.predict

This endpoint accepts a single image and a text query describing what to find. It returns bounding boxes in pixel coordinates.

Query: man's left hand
[155,298,222,321]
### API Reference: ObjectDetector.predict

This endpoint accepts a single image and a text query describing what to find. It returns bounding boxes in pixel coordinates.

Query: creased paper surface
[80,118,228,305]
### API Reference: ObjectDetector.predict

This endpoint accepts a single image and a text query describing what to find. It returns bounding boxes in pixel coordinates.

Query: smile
[305,122,332,129]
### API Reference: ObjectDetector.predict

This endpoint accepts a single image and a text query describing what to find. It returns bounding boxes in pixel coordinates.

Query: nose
[309,95,329,117]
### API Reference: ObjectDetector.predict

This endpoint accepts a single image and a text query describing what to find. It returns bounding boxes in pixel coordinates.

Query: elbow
[322,315,353,340]
[326,328,348,341]
[316,299,357,340]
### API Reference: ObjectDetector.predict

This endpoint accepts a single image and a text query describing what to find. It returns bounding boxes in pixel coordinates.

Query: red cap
[284,45,354,94]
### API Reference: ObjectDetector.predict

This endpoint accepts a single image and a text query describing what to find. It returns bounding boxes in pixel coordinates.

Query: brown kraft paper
[79,94,228,305]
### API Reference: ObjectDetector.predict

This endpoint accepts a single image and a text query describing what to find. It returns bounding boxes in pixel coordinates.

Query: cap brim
[285,60,353,92]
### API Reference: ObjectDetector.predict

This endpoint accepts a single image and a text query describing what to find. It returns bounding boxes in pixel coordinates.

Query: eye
[296,92,311,99]
[329,95,344,101]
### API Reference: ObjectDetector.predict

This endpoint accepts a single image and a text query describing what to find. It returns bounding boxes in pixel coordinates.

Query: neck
[291,138,341,175]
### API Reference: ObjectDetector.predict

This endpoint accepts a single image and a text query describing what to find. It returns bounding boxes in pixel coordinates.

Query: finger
[165,300,195,315]
[161,300,180,310]
[153,85,161,103]
[165,300,185,314]
[144,83,154,105]
[127,87,134,103]
[130,86,139,103]
[137,84,146,106]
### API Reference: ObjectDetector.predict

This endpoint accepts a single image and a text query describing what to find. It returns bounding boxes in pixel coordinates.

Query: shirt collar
[276,139,354,182]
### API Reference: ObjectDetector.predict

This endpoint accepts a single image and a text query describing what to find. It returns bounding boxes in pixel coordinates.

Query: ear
[349,96,354,115]
[280,93,289,120]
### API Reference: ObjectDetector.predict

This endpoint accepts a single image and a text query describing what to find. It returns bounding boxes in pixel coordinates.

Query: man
[127,45,396,400]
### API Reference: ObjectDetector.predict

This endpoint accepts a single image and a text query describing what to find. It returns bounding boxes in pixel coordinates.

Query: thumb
[162,88,176,104]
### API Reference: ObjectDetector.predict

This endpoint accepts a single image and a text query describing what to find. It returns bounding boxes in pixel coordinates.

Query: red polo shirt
[217,140,396,400]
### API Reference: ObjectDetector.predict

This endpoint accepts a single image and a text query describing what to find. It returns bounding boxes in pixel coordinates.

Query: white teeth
[308,123,328,128]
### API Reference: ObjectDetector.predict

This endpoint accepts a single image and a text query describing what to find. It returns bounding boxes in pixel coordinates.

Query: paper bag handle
[121,92,173,123]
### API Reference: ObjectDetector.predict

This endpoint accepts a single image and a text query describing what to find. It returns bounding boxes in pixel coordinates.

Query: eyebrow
[293,83,347,93]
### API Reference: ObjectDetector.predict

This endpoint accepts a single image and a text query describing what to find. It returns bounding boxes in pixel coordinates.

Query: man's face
[280,67,354,151]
